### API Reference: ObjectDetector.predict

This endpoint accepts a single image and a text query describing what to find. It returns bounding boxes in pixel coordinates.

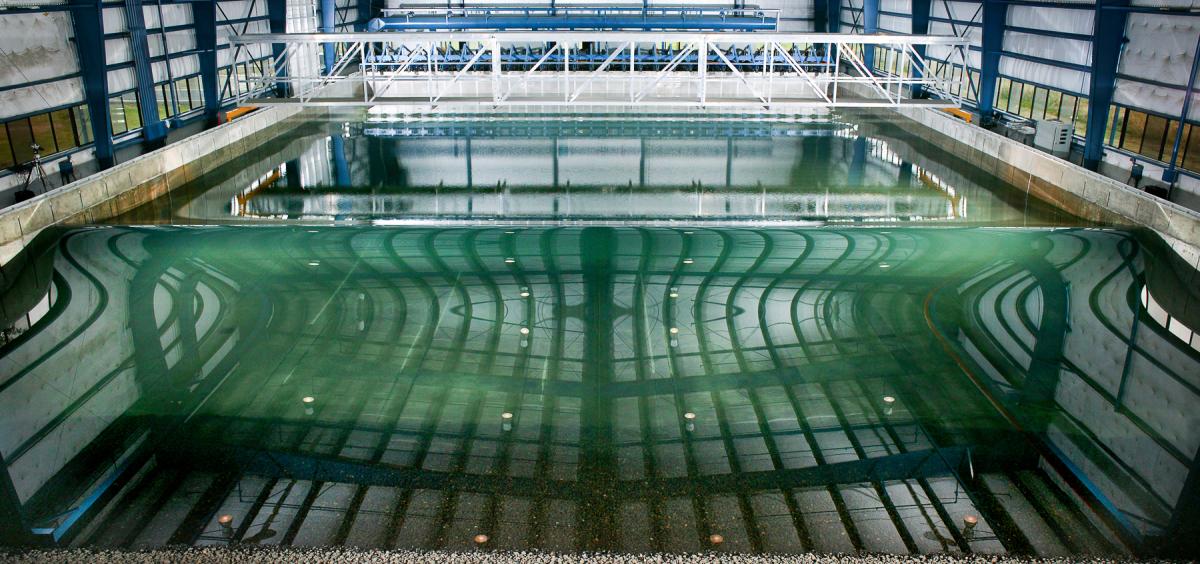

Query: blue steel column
[813,0,828,32]
[862,0,879,69]
[320,0,336,75]
[356,0,371,30]
[124,0,168,146]
[910,0,931,97]
[1163,32,1200,183]
[69,0,116,169]
[267,0,290,96]
[848,136,867,186]
[1083,0,1130,171]
[976,0,1007,121]
[331,135,351,187]
[192,0,221,126]
[826,0,841,32]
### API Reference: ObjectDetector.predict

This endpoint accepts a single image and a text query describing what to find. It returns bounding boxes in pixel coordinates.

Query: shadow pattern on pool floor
[1,225,1198,557]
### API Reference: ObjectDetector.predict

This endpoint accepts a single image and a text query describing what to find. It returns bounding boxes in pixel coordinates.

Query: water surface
[1,112,1198,557]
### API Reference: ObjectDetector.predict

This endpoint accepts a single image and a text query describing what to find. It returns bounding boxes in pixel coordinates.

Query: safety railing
[228,31,970,109]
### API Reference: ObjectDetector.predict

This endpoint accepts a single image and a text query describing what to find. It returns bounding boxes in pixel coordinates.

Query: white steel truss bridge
[228,32,971,110]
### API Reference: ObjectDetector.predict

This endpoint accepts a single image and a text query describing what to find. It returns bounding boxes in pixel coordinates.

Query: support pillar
[124,0,167,147]
[862,0,879,69]
[910,0,932,97]
[192,0,221,126]
[848,136,867,186]
[977,0,1007,122]
[826,0,841,33]
[578,226,617,551]
[267,0,290,97]
[356,0,371,30]
[1083,0,1130,171]
[331,135,351,187]
[320,0,336,75]
[814,0,828,33]
[1015,250,1069,432]
[69,0,115,169]
[1163,32,1200,183]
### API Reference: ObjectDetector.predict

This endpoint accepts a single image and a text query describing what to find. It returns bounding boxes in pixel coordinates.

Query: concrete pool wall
[0,105,310,262]
[1,101,1199,266]
[884,105,1200,267]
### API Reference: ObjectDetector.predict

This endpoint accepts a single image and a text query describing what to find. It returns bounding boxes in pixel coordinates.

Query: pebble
[0,547,1167,564]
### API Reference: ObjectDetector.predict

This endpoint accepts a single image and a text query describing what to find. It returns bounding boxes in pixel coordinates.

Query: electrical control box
[1033,120,1073,156]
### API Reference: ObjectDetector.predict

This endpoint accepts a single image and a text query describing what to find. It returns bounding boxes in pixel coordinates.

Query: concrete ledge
[888,105,1200,267]
[0,105,311,262]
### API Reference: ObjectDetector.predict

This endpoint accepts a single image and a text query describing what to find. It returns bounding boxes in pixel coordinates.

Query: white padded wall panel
[1008,5,1092,35]
[218,42,270,67]
[142,3,193,29]
[926,0,980,67]
[102,5,127,33]
[930,0,980,25]
[0,11,79,87]
[881,0,910,15]
[107,67,136,94]
[1115,13,1199,119]
[151,56,201,84]
[756,0,814,32]
[167,29,197,53]
[1003,31,1091,68]
[1131,0,1200,6]
[879,13,909,34]
[104,38,132,66]
[0,80,84,121]
[926,39,980,68]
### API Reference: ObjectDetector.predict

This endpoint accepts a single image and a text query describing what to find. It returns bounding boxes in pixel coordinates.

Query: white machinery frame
[229,31,970,109]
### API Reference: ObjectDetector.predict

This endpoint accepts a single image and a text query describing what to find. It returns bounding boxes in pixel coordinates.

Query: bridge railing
[370,6,781,31]
[228,32,970,109]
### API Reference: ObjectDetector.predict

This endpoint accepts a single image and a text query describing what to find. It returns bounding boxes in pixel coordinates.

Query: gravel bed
[0,547,1170,564]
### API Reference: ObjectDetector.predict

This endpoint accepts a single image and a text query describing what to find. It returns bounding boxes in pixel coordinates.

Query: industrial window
[7,119,34,165]
[993,77,1089,136]
[1108,104,1200,174]
[179,76,204,111]
[109,92,142,136]
[155,83,174,119]
[155,76,207,120]
[219,57,272,101]
[0,105,89,170]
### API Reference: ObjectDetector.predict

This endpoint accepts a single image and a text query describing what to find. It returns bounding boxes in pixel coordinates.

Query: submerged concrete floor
[0,548,1162,564]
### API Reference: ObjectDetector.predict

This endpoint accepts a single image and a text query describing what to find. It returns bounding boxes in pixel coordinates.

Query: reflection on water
[112,115,1077,226]
[1,224,1198,557]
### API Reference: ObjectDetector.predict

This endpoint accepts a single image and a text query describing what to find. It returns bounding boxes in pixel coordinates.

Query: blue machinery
[367,6,779,32]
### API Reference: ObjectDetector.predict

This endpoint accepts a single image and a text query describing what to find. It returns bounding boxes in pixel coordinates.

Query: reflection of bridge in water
[1,225,1196,556]
[140,118,1053,225]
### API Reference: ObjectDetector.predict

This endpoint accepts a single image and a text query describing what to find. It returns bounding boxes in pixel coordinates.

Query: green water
[1,113,1198,557]
[113,114,1079,226]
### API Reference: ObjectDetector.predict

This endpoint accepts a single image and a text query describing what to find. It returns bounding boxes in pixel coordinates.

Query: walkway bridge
[229,32,970,109]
